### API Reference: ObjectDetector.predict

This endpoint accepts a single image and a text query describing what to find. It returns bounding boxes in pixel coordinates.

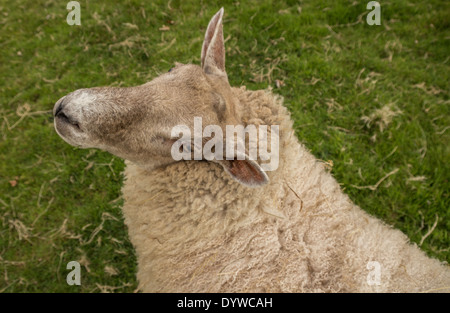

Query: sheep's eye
[168,68,174,72]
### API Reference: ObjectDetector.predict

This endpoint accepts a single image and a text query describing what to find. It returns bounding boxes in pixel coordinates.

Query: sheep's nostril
[56,111,69,122]
[54,103,63,117]
[54,96,66,117]
[56,110,81,130]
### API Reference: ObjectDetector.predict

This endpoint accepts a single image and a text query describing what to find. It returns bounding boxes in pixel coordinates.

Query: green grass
[0,0,448,292]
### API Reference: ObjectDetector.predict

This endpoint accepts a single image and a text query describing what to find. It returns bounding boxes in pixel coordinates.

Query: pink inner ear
[228,160,266,184]
[211,23,225,71]
[201,17,218,67]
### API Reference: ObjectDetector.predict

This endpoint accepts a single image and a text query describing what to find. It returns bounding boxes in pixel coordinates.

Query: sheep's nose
[54,96,66,117]
[53,96,81,131]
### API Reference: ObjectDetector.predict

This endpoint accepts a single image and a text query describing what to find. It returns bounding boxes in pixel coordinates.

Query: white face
[54,8,269,187]
[53,65,230,168]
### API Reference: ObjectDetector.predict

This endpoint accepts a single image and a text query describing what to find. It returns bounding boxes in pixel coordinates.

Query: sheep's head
[54,8,269,187]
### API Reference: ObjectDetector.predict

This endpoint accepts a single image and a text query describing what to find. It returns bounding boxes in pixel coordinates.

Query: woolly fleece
[122,86,450,292]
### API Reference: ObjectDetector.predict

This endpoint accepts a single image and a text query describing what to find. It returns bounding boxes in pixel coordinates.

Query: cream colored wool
[122,86,450,293]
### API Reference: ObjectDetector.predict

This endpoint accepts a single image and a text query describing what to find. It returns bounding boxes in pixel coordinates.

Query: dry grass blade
[419,214,439,247]
[351,168,399,191]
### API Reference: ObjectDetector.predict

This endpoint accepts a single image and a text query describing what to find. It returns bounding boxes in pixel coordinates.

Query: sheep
[53,8,449,292]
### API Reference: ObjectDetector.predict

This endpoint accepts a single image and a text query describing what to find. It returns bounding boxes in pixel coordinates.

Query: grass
[0,0,448,292]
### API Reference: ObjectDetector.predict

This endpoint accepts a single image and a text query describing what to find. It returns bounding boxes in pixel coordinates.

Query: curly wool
[122,86,450,292]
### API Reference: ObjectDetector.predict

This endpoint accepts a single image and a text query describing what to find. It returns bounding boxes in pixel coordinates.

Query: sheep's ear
[217,157,269,187]
[201,8,227,79]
